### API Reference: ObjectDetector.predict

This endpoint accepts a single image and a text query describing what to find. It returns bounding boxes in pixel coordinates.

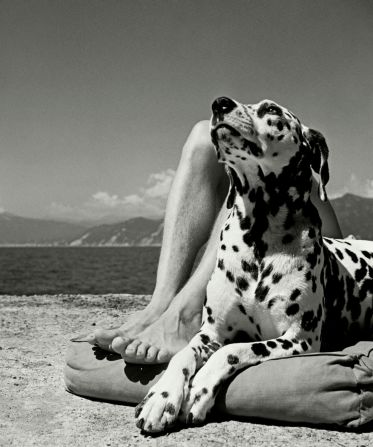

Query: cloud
[91,192,121,208]
[145,170,175,198]
[48,169,175,222]
[328,173,373,199]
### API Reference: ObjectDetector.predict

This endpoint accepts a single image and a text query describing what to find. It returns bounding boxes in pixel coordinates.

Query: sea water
[0,247,160,295]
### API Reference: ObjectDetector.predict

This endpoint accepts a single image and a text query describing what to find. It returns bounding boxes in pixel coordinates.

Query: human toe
[111,335,132,355]
[93,327,122,350]
[157,348,172,363]
[124,340,143,357]
[144,346,159,363]
[135,342,150,360]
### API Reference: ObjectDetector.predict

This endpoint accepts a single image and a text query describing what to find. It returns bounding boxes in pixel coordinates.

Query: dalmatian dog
[135,97,373,433]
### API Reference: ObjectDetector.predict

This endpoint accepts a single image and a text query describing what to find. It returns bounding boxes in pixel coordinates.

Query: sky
[0,0,372,222]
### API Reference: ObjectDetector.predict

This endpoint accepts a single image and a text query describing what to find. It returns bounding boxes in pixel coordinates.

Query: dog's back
[321,238,373,351]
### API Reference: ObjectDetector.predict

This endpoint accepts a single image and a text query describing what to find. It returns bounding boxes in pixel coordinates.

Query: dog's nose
[212,97,236,115]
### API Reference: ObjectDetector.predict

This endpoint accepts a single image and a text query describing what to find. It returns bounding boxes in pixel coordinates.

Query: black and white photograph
[1,1,373,445]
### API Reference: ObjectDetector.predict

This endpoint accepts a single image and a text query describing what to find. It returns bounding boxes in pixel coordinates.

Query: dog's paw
[180,383,216,426]
[135,387,183,433]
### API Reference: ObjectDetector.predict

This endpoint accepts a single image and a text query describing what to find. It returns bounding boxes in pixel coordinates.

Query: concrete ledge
[1,294,372,446]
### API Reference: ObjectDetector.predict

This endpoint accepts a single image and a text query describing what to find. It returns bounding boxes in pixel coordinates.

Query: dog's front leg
[182,333,313,425]
[135,331,221,433]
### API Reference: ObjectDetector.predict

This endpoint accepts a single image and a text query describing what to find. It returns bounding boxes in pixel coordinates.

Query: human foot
[110,301,201,364]
[70,298,170,351]
[71,288,202,364]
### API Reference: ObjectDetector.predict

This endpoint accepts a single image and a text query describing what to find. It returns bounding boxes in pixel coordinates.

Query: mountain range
[329,194,373,240]
[0,213,87,245]
[0,193,371,246]
[69,217,163,246]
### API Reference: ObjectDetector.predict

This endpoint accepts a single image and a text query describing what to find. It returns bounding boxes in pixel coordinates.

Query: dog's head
[210,97,329,201]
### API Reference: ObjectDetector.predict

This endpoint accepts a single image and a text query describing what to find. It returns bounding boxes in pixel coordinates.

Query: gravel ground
[1,294,372,447]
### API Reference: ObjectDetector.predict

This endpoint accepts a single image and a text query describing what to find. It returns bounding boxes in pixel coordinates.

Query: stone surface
[1,294,372,446]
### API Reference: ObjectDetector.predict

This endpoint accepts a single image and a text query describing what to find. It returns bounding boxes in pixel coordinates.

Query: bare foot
[71,290,174,350]
[111,302,201,363]
[73,287,203,364]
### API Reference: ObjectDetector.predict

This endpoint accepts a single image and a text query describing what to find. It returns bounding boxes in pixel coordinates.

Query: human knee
[181,120,216,169]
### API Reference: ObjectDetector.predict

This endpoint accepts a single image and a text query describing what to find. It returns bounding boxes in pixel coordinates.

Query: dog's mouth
[210,122,240,138]
[210,122,263,158]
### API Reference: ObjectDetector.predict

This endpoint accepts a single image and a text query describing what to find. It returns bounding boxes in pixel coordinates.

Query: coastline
[1,294,371,446]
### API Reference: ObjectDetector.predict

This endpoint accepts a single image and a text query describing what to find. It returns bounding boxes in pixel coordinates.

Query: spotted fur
[135,97,373,433]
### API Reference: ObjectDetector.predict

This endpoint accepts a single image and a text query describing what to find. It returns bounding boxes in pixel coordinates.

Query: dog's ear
[302,126,330,201]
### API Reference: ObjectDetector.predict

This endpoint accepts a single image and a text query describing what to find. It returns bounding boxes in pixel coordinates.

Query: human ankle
[173,289,203,323]
[144,288,177,316]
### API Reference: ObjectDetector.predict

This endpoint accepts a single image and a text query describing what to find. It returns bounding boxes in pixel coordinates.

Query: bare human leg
[113,202,230,363]
[86,120,229,362]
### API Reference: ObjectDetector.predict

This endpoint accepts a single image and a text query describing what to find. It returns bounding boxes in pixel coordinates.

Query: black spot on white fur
[251,343,270,357]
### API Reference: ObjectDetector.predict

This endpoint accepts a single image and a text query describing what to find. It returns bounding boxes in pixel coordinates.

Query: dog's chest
[207,209,315,340]
[218,209,253,271]
[207,212,269,332]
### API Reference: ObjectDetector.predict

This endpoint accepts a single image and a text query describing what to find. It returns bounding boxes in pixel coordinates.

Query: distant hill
[69,217,163,246]
[330,194,373,240]
[0,213,87,245]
